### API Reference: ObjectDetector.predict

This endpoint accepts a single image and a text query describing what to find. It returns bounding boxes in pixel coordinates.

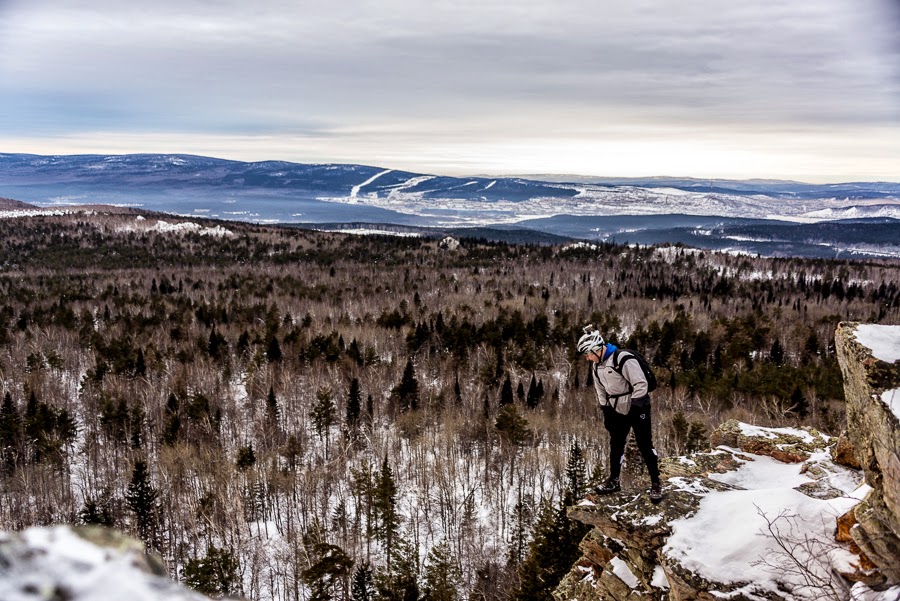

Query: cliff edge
[835,322,900,585]
[557,322,900,601]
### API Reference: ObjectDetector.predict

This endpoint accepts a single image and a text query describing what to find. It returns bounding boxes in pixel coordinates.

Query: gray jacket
[591,349,649,415]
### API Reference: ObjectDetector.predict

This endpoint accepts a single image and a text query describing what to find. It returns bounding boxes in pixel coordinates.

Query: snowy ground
[571,421,898,601]
[665,446,867,600]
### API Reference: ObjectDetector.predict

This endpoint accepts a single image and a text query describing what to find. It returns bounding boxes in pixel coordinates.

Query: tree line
[0,212,897,600]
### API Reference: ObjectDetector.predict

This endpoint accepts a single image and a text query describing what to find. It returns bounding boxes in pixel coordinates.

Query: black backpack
[612,349,657,393]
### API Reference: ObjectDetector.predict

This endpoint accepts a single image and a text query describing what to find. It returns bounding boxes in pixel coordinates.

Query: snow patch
[639,514,663,526]
[609,556,640,589]
[350,168,392,199]
[316,228,421,238]
[561,242,599,251]
[651,565,670,589]
[0,209,70,219]
[736,423,817,444]
[118,218,233,237]
[665,448,866,600]
[853,324,900,363]
[0,526,207,601]
[851,582,900,601]
[882,389,900,422]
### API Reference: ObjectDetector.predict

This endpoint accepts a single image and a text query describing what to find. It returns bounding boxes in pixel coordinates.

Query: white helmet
[577,327,604,355]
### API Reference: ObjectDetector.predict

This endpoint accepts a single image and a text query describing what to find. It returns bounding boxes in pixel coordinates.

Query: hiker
[577,326,662,502]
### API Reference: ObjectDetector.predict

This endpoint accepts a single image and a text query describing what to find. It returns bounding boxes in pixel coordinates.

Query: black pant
[603,403,660,483]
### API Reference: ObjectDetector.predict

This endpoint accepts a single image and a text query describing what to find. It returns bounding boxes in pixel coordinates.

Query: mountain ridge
[3,152,900,259]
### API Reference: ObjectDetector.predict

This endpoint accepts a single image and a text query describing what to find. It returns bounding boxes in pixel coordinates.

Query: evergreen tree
[499,374,514,407]
[391,358,420,412]
[129,404,143,449]
[237,330,250,355]
[513,497,587,601]
[526,374,540,409]
[266,336,282,362]
[373,458,401,567]
[365,394,375,428]
[302,524,354,601]
[266,386,280,423]
[495,405,531,449]
[346,378,362,433]
[311,388,337,454]
[671,411,689,453]
[686,421,709,453]
[376,536,419,601]
[564,440,587,504]
[183,546,240,597]
[236,444,256,469]
[769,338,785,366]
[0,391,22,472]
[125,460,160,551]
[162,412,181,447]
[790,386,809,418]
[493,345,505,386]
[135,347,147,376]
[351,563,376,601]
[422,541,461,601]
[281,434,303,471]
[78,496,114,527]
[507,495,531,568]
[347,338,363,366]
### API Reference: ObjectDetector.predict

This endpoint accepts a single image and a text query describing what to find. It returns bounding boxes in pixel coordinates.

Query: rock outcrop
[558,421,869,600]
[0,525,224,601]
[835,322,900,585]
[556,323,900,601]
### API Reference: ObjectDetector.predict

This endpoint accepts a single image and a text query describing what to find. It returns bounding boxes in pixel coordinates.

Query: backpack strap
[609,350,635,397]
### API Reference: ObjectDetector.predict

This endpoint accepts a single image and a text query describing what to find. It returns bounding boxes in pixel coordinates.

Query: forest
[0,210,898,601]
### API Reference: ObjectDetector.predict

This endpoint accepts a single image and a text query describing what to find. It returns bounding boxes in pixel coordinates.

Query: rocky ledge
[557,322,900,601]
[557,419,896,601]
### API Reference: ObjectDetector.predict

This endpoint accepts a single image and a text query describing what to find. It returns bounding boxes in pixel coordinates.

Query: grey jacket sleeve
[622,356,648,399]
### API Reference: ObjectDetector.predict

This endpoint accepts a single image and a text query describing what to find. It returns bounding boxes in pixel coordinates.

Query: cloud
[0,0,898,179]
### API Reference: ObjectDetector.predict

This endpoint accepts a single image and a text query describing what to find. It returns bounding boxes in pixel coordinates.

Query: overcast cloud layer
[1,0,898,181]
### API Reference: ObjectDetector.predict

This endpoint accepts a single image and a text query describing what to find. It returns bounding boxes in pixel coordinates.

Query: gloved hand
[631,394,651,408]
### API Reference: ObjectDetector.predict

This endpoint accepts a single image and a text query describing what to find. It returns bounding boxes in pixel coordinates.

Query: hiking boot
[593,479,621,495]
[649,481,663,503]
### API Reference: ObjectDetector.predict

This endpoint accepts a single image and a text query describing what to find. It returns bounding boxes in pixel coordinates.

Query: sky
[1,0,899,182]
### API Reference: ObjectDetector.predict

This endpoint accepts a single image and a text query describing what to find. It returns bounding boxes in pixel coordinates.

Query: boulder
[831,431,862,469]
[0,525,229,601]
[709,419,829,464]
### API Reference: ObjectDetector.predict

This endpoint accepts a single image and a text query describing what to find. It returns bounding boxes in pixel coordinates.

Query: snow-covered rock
[0,526,220,601]
[557,420,897,600]
[439,236,461,250]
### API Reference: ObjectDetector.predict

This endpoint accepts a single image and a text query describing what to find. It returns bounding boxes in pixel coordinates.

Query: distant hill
[0,197,37,210]
[2,152,899,258]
